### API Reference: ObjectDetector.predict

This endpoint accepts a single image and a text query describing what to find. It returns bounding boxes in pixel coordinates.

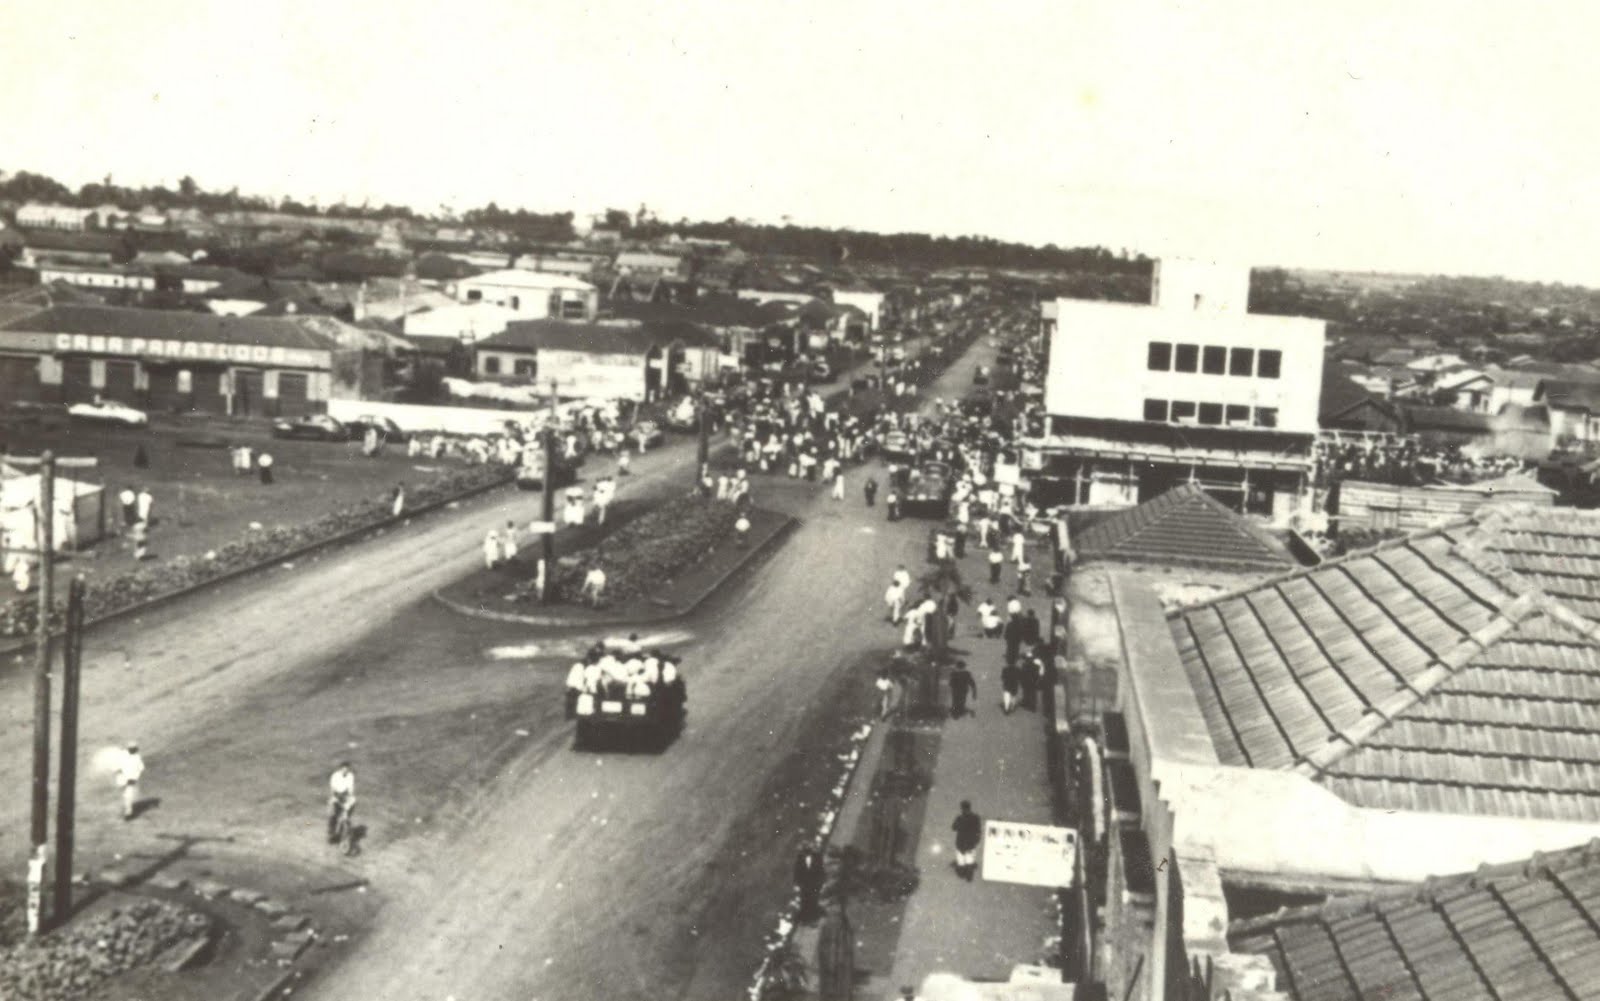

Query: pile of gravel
[0,899,211,1001]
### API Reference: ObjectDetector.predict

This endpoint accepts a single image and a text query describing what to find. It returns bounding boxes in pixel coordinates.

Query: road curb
[431,513,798,628]
[0,470,515,656]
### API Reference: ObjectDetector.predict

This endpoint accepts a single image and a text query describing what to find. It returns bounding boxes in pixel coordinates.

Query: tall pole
[696,394,710,487]
[540,379,557,602]
[29,451,55,937]
[53,575,85,926]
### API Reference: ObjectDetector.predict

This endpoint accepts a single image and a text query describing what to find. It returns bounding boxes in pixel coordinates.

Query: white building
[1028,258,1326,523]
[403,302,519,346]
[452,269,597,322]
[16,203,96,231]
[829,288,885,331]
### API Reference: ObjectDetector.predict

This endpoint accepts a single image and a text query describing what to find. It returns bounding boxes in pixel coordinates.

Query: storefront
[0,305,336,417]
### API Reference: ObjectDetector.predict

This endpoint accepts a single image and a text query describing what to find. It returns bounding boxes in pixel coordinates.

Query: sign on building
[981,820,1077,888]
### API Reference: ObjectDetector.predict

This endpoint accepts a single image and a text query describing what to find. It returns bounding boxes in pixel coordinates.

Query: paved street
[0,330,995,999]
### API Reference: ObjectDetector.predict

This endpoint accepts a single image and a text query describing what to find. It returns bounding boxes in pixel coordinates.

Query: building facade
[453,269,597,321]
[0,305,338,416]
[1026,259,1325,523]
[15,203,96,231]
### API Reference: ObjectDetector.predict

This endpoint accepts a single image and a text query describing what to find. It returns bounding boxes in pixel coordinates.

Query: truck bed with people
[565,635,688,750]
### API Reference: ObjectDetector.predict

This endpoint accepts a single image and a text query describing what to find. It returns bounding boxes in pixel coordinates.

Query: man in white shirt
[327,762,355,842]
[565,661,588,717]
[893,565,912,591]
[116,743,145,821]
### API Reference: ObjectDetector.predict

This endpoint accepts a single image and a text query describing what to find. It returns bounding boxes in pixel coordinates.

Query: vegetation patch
[552,493,739,604]
[0,899,212,1001]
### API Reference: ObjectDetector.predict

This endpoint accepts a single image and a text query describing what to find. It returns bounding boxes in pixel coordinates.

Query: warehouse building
[0,304,340,416]
[473,318,722,401]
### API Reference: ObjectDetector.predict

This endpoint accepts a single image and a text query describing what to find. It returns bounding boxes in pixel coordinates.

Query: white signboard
[980,821,1077,888]
[994,462,1021,487]
[526,521,557,535]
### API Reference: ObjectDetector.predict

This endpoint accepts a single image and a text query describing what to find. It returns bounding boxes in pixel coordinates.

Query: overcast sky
[5,1,1597,284]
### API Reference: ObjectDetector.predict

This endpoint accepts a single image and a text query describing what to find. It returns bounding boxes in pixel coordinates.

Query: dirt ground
[3,410,497,581]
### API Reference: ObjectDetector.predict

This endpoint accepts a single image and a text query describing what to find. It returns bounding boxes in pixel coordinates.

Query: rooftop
[480,318,717,356]
[1230,839,1600,1001]
[0,304,342,352]
[458,268,595,292]
[1074,484,1297,574]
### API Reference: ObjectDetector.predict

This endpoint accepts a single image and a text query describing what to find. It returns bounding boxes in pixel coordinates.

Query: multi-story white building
[1027,258,1325,523]
[451,269,597,322]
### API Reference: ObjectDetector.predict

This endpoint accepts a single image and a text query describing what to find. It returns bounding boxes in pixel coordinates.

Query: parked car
[903,461,954,518]
[880,431,915,462]
[67,400,148,426]
[630,420,664,450]
[272,414,347,441]
[342,414,409,444]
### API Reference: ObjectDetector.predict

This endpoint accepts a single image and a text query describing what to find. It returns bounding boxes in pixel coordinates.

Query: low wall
[327,399,558,436]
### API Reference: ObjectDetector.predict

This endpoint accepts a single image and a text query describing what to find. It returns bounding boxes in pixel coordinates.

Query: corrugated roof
[1075,484,1296,573]
[1230,839,1600,1001]
[0,304,341,352]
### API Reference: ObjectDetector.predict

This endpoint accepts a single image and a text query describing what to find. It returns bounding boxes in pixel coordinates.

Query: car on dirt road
[67,400,149,426]
[880,431,915,462]
[903,461,954,518]
[272,414,347,441]
[342,414,409,444]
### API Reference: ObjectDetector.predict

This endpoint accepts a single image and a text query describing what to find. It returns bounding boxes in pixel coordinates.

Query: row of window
[1148,342,1282,379]
[482,356,537,377]
[1143,399,1279,428]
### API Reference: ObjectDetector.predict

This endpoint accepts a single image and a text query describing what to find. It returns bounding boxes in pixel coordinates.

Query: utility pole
[696,392,710,488]
[53,575,86,927]
[540,379,558,603]
[29,452,55,937]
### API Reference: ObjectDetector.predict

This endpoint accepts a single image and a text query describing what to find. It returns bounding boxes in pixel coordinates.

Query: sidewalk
[887,539,1062,992]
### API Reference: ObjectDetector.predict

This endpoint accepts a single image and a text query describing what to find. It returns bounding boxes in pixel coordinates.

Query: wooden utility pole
[696,393,710,488]
[29,452,55,937]
[53,575,86,926]
[540,379,558,602]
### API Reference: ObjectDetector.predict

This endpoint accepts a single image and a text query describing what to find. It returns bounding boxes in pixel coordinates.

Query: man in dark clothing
[951,801,983,881]
[988,548,1003,585]
[1019,653,1040,711]
[948,662,977,718]
[794,846,826,924]
[864,477,878,507]
[1003,614,1024,665]
[1022,609,1042,648]
[1000,661,1021,714]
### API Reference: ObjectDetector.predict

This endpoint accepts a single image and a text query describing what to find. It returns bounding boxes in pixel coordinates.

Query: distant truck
[573,639,687,750]
[516,445,578,491]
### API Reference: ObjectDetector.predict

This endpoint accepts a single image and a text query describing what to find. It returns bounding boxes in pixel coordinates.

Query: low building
[613,251,687,280]
[1317,361,1401,433]
[1538,378,1600,449]
[403,302,519,346]
[472,318,721,400]
[1027,258,1326,522]
[452,269,597,321]
[18,230,124,267]
[1066,505,1600,1001]
[1334,473,1555,534]
[827,287,886,331]
[0,304,344,416]
[34,261,242,295]
[16,203,96,231]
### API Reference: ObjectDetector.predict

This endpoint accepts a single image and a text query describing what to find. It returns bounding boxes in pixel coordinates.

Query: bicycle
[329,796,359,857]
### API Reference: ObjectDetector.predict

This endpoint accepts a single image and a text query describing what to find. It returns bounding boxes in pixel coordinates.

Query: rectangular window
[1254,407,1279,428]
[1229,347,1254,377]
[484,356,501,375]
[1198,402,1224,425]
[1258,349,1282,379]
[509,295,521,310]
[465,289,483,302]
[1202,346,1227,375]
[1171,401,1197,423]
[177,369,192,393]
[1225,404,1251,425]
[1143,398,1169,421]
[513,358,537,377]
[1174,344,1199,373]
[1147,342,1172,371]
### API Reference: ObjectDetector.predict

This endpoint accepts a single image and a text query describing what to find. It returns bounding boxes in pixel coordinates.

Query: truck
[573,641,688,750]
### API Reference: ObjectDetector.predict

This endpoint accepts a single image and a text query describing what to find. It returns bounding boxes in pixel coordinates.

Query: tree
[179,175,200,199]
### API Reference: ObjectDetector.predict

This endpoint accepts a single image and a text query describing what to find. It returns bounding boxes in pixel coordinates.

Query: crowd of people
[1312,433,1534,488]
[562,633,685,710]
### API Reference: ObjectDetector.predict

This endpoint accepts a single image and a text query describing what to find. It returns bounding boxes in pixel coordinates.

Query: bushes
[553,493,738,604]
[0,463,512,638]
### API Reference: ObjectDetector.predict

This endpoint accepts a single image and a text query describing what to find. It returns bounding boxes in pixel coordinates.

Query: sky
[5,0,1600,285]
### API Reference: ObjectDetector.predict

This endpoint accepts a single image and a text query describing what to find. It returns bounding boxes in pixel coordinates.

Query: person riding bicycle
[327,761,356,844]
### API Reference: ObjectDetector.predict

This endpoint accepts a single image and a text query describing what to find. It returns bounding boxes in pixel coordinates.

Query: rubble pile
[0,899,211,1001]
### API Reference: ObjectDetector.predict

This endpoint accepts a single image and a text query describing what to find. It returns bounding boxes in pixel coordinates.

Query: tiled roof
[1230,839,1600,1001]
[1472,506,1600,621]
[0,304,341,352]
[1075,484,1296,573]
[1169,518,1600,823]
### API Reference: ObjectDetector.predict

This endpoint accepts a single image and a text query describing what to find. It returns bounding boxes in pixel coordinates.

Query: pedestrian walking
[1019,653,1040,711]
[593,477,614,524]
[116,743,144,821]
[988,547,1003,584]
[863,477,878,507]
[1004,613,1023,665]
[391,484,406,518]
[1011,529,1026,564]
[794,846,826,925]
[893,565,912,591]
[617,449,632,476]
[257,451,274,484]
[1000,662,1021,713]
[831,469,845,500]
[500,521,519,562]
[886,489,901,521]
[735,513,751,545]
[951,800,983,881]
[119,486,138,527]
[483,528,501,569]
[948,661,977,719]
[875,669,896,719]
[136,487,154,525]
[885,581,905,623]
[130,519,149,561]
[582,564,607,607]
[1017,556,1032,596]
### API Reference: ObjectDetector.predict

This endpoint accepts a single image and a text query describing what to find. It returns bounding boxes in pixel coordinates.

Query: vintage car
[903,461,954,518]
[271,414,347,441]
[67,400,148,427]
